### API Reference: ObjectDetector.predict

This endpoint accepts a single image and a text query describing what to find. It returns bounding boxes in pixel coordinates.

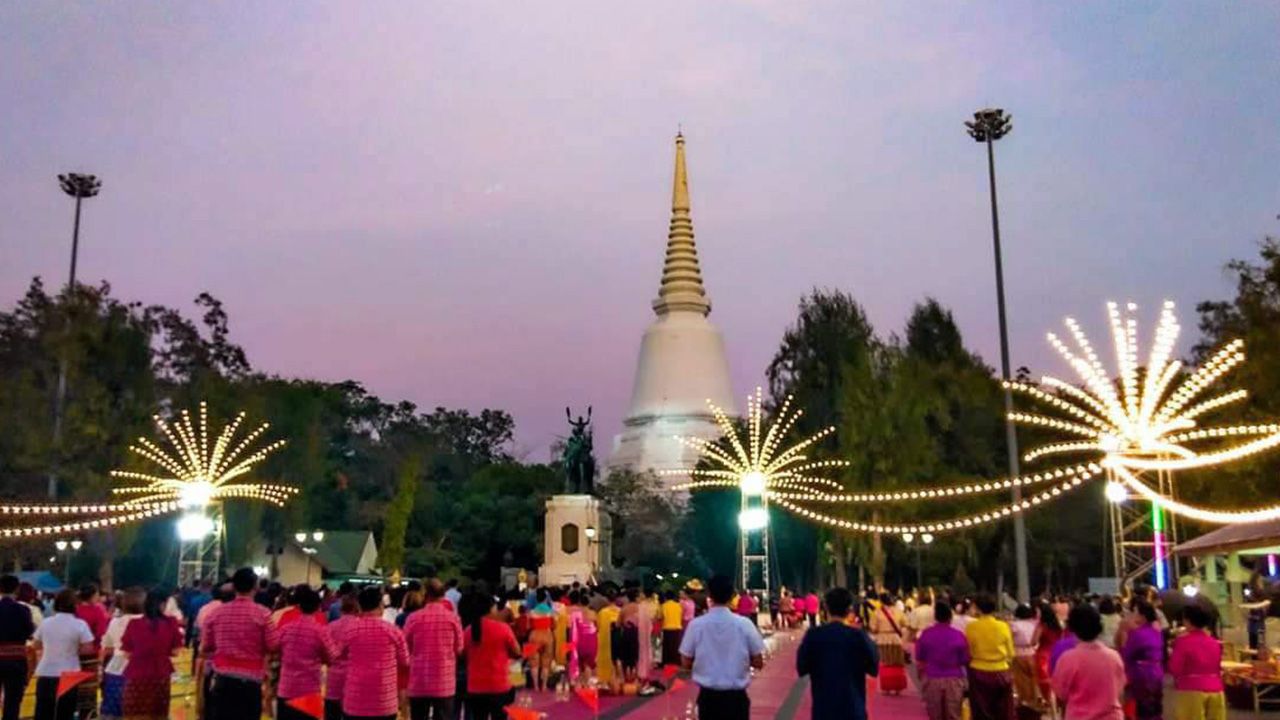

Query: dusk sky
[4,3,1278,460]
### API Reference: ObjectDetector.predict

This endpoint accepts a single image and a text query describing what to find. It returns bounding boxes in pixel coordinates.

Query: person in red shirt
[335,586,409,720]
[269,586,335,720]
[464,592,521,720]
[202,568,272,720]
[403,579,464,720]
[120,590,183,720]
[74,584,111,717]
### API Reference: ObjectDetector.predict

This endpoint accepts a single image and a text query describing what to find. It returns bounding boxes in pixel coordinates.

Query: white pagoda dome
[609,132,737,488]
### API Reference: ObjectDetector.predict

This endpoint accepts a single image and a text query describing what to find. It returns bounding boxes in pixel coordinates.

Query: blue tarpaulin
[16,571,64,594]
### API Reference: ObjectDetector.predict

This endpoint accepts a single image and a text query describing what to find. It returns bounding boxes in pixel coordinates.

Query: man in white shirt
[444,580,462,613]
[679,575,766,720]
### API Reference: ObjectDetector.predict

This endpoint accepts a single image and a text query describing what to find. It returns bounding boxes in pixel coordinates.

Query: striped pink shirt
[202,596,271,682]
[336,615,409,717]
[270,615,336,699]
[323,615,358,701]
[403,602,464,698]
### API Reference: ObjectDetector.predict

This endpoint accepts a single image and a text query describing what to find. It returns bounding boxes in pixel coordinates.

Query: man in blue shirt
[679,574,766,720]
[797,587,879,720]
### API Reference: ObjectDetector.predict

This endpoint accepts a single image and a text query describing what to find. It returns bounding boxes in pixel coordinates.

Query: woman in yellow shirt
[659,590,684,667]
[596,596,621,692]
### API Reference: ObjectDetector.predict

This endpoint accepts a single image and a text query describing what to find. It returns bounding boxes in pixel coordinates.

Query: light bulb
[738,508,769,531]
[740,471,767,496]
[176,513,214,541]
[1105,481,1128,504]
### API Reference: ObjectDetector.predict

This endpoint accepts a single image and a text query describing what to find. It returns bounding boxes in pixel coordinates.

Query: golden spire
[653,131,711,316]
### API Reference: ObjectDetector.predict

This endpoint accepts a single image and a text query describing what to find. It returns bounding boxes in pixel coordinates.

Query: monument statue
[563,406,596,495]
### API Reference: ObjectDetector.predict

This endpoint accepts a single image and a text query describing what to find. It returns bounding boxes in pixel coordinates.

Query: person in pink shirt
[805,592,820,627]
[1168,605,1225,720]
[736,591,758,627]
[1051,605,1125,720]
[202,568,273,720]
[323,591,360,720]
[680,590,696,626]
[269,586,335,720]
[192,583,231,717]
[335,586,409,720]
[402,579,464,720]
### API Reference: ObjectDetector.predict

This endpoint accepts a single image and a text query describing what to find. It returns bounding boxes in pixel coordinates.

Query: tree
[766,290,878,589]
[378,451,423,576]
[0,279,158,587]
[1188,236,1280,508]
[599,469,683,571]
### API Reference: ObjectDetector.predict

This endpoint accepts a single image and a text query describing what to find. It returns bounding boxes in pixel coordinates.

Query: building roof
[1174,518,1280,556]
[296,531,373,574]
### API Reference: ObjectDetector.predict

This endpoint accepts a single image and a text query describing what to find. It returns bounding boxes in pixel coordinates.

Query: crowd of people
[792,586,1230,720]
[0,568,779,720]
[0,565,1244,720]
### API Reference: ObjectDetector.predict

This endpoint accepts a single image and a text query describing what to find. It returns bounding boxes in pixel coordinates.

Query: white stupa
[609,132,737,489]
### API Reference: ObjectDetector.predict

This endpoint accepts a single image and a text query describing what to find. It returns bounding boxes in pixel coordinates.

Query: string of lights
[0,502,166,516]
[0,502,180,539]
[753,463,1100,504]
[1110,465,1280,524]
[768,472,1093,535]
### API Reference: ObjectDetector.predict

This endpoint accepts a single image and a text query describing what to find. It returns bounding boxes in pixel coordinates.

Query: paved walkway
[609,628,930,720]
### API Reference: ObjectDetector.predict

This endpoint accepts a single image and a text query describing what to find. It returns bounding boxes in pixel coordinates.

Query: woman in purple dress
[1120,601,1163,720]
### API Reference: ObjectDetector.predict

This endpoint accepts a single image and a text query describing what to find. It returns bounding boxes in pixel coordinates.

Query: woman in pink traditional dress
[635,590,656,682]
[566,592,598,687]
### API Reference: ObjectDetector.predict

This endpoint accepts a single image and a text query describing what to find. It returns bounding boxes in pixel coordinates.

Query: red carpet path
[529,629,932,720]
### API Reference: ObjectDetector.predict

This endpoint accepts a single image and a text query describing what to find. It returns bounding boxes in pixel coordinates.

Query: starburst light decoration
[1005,301,1280,523]
[110,402,295,509]
[672,301,1280,541]
[669,388,849,500]
[0,403,295,540]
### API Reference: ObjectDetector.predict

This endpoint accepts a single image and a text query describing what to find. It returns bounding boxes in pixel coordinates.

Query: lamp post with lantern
[902,532,935,591]
[54,538,83,584]
[296,531,325,586]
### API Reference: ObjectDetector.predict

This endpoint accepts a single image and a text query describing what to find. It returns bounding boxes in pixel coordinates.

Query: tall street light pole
[50,173,102,500]
[965,108,1030,604]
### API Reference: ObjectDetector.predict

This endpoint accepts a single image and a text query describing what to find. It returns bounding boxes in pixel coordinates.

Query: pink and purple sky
[3,2,1278,459]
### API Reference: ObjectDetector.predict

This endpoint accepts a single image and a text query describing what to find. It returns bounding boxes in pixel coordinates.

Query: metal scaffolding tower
[177,503,225,587]
[739,491,771,599]
[1108,462,1181,591]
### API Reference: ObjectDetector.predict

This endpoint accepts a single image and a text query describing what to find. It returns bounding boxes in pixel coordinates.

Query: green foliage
[759,290,1013,591]
[0,276,527,587]
[598,468,683,571]
[1186,236,1280,510]
[378,452,423,574]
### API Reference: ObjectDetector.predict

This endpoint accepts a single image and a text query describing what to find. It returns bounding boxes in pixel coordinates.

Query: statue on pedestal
[563,406,596,495]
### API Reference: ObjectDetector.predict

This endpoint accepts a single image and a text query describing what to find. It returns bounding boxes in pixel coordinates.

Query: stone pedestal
[539,495,611,585]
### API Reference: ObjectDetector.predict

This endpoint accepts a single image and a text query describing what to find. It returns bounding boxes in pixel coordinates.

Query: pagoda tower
[609,132,737,488]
